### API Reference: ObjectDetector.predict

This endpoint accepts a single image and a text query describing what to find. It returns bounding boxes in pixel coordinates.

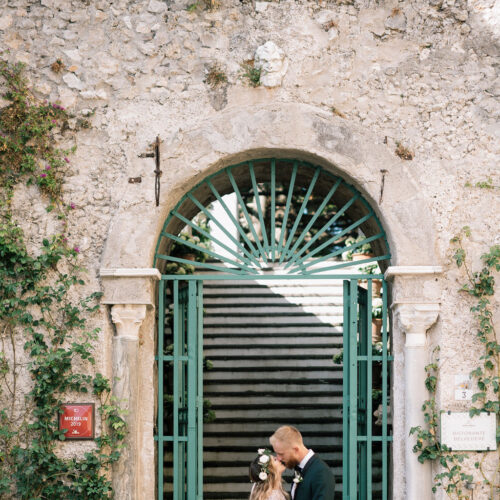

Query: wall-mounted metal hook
[154,136,162,207]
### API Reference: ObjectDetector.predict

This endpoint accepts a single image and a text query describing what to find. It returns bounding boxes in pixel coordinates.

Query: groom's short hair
[270,425,303,446]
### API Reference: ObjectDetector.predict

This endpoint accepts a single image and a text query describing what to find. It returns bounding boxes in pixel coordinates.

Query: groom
[270,425,335,500]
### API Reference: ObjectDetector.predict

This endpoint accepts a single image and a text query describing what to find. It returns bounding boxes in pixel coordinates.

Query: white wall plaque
[441,412,497,451]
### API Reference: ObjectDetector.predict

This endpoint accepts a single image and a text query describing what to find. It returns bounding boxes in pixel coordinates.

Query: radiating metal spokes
[155,159,390,275]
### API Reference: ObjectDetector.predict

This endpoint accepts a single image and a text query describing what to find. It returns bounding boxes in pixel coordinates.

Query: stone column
[100,268,161,500]
[110,304,146,500]
[394,302,440,500]
[385,266,442,500]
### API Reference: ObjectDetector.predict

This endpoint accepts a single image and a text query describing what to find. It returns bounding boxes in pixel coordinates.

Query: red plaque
[59,403,95,440]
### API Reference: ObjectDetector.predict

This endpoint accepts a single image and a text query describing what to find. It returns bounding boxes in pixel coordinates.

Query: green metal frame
[154,158,393,499]
[157,274,392,499]
[154,159,390,275]
[156,280,203,500]
[342,279,392,499]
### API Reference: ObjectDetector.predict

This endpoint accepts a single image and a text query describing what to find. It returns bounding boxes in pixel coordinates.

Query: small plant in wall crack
[205,63,228,88]
[465,178,499,190]
[394,141,414,160]
[240,60,261,87]
[331,106,346,118]
[410,227,499,498]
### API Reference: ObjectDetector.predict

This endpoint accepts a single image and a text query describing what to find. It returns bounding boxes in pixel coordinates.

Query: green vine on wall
[0,58,126,498]
[410,228,499,498]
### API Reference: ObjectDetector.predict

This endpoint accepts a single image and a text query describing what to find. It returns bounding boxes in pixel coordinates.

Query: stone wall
[1,0,499,498]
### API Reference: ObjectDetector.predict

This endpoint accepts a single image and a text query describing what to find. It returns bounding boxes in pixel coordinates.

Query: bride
[249,449,290,500]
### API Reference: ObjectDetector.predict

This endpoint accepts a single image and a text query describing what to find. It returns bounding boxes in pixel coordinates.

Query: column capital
[384,266,443,279]
[386,265,443,310]
[111,304,147,341]
[100,268,161,306]
[392,302,440,346]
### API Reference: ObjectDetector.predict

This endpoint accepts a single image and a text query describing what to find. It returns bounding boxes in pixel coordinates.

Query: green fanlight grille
[154,159,390,275]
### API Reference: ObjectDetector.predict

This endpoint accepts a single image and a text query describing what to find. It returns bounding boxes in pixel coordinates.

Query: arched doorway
[154,159,392,499]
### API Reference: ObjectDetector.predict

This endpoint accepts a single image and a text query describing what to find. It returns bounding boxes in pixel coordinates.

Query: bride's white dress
[267,490,287,500]
[250,484,287,500]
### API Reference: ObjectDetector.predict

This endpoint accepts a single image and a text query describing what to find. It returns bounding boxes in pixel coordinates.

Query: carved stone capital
[100,268,161,306]
[111,304,147,341]
[393,303,440,346]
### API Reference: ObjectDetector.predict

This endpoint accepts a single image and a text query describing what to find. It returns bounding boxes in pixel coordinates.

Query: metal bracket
[154,136,162,206]
[138,137,162,205]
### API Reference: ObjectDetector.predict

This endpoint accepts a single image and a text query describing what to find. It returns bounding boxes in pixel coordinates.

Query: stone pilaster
[100,268,160,500]
[385,266,442,500]
[393,302,440,500]
[110,304,146,500]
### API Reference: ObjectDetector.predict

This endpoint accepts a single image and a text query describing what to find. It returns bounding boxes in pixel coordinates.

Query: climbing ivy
[0,58,126,498]
[410,228,499,498]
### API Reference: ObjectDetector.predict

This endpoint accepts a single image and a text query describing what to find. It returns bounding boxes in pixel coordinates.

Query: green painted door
[157,279,203,500]
[342,279,391,499]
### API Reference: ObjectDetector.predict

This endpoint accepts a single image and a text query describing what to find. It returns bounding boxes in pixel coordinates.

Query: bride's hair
[249,455,289,500]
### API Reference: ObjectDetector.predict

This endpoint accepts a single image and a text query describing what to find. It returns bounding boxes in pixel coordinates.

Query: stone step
[204,345,340,357]
[203,315,343,325]
[209,357,336,368]
[204,421,343,434]
[163,483,253,494]
[204,382,340,393]
[203,324,342,335]
[203,295,344,305]
[201,278,349,287]
[204,335,340,346]
[203,434,341,447]
[212,408,342,419]
[208,393,343,406]
[204,305,344,317]
[204,369,342,380]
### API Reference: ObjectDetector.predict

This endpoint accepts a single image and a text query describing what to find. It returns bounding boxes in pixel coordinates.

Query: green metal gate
[157,274,392,499]
[343,279,392,499]
[154,158,393,499]
[157,279,203,500]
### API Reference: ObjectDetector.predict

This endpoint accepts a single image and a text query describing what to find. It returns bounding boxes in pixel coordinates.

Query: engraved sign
[59,403,95,440]
[441,412,497,451]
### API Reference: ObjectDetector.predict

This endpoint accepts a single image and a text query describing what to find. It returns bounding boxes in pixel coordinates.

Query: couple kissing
[249,425,335,500]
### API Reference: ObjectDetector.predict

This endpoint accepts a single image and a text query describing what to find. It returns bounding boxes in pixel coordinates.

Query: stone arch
[101,102,440,270]
[100,102,443,500]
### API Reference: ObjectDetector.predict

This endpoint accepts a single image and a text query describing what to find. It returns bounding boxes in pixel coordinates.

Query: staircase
[202,276,344,499]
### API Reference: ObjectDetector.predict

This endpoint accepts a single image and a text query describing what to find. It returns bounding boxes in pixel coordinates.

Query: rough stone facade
[1,0,499,498]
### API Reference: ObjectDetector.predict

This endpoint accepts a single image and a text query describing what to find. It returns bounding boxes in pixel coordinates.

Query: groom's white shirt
[291,449,315,499]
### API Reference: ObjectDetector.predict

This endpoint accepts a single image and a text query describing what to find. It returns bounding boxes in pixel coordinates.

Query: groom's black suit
[293,454,335,500]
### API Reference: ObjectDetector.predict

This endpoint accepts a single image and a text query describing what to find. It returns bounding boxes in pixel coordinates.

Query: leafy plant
[205,63,228,88]
[240,61,261,87]
[359,263,379,275]
[0,58,125,498]
[465,178,499,190]
[372,304,383,319]
[410,229,500,498]
[164,261,195,275]
[343,234,373,260]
